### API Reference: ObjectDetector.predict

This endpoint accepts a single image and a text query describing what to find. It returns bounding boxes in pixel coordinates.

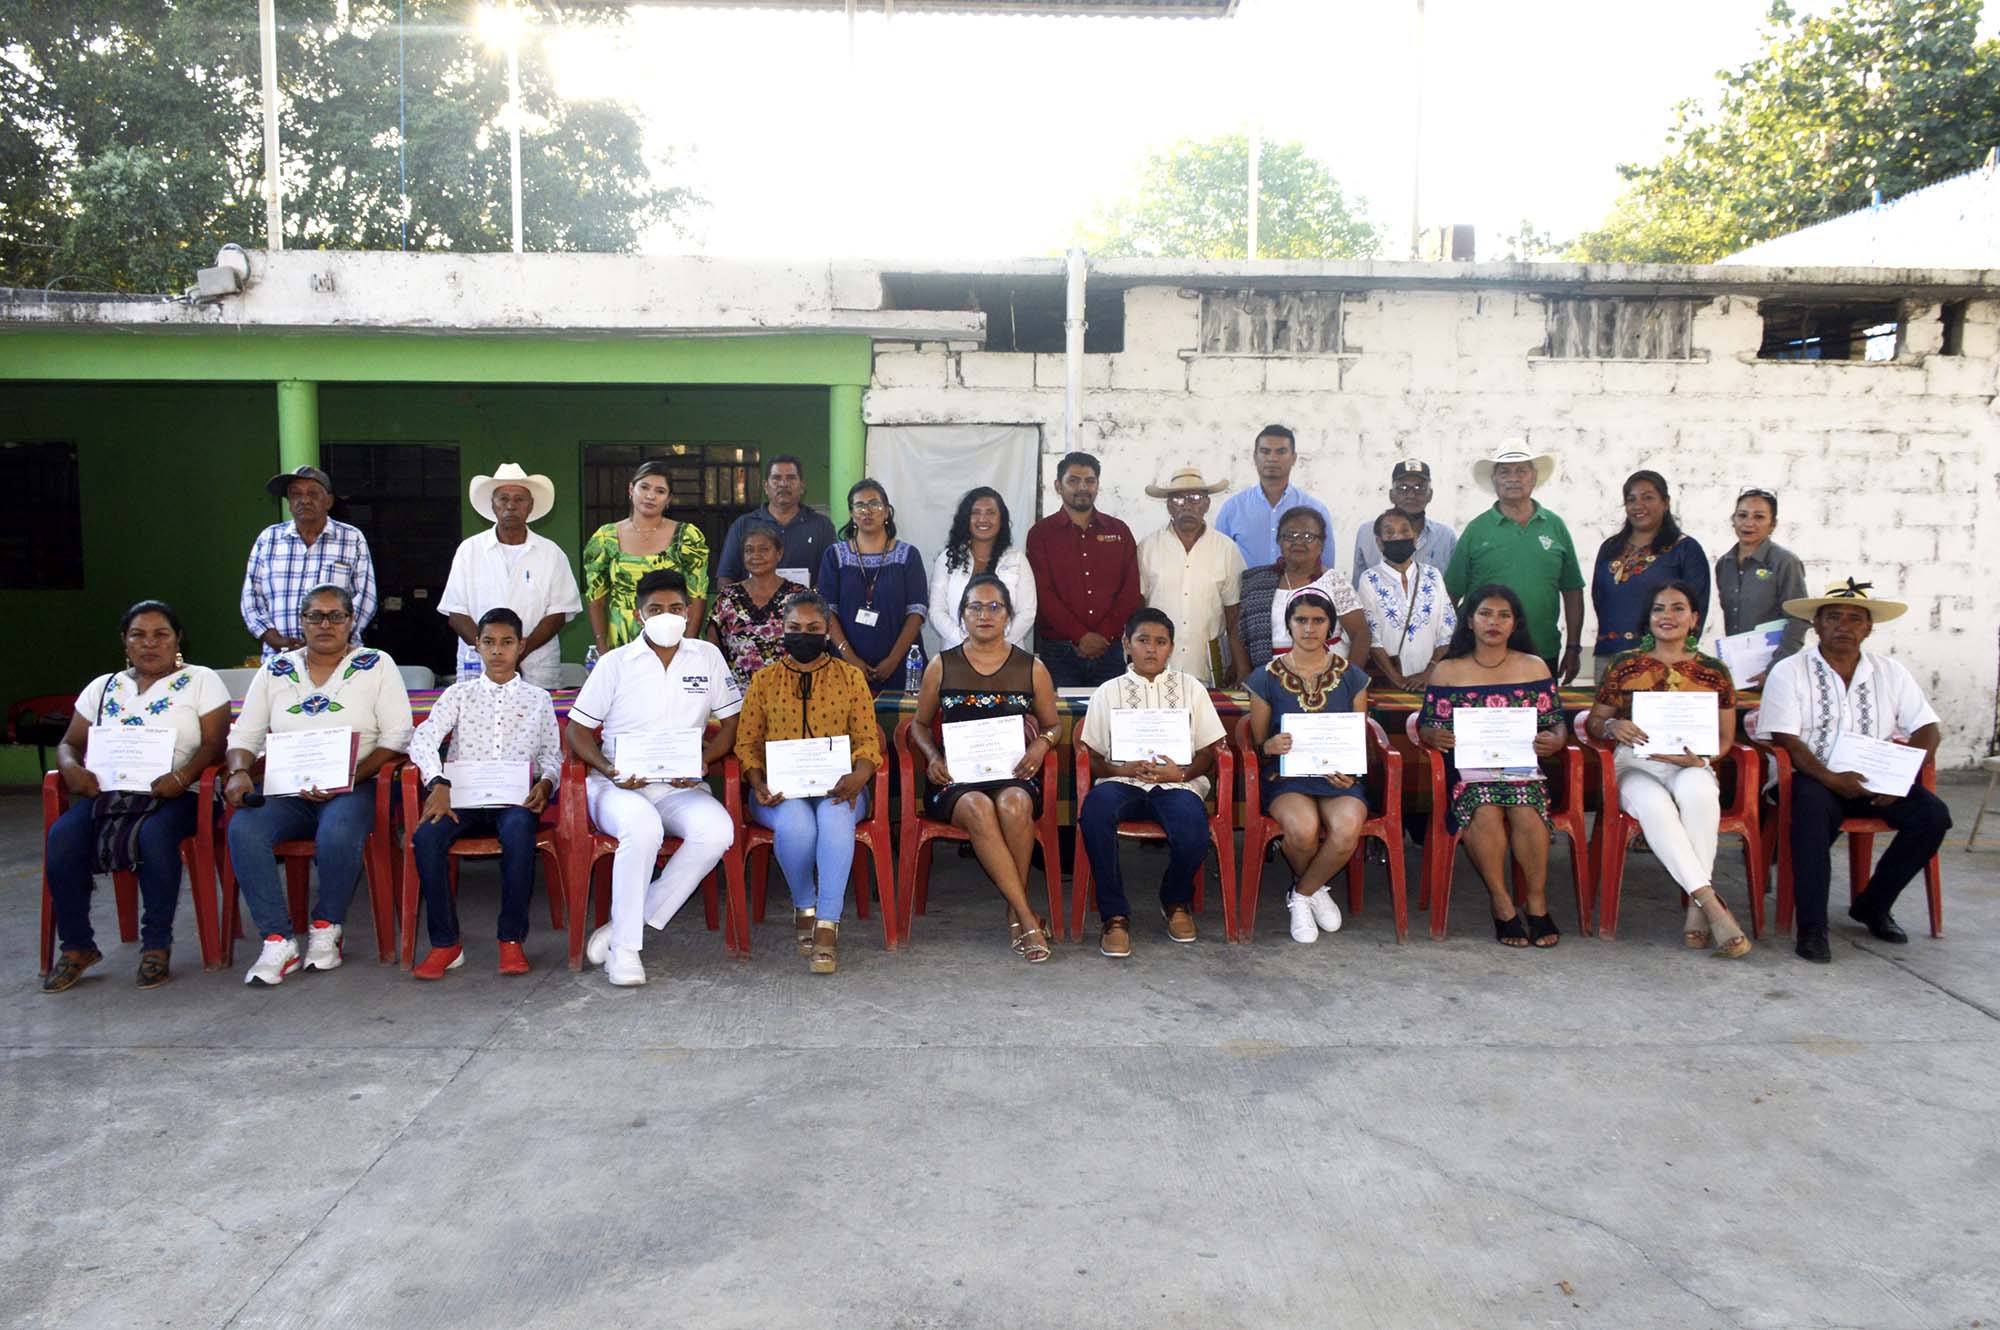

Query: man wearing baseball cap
[239,464,378,658]
[1351,458,1456,586]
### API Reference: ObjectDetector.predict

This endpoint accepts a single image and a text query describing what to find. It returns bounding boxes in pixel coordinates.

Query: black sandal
[41,948,102,994]
[1525,913,1561,948]
[1493,914,1529,948]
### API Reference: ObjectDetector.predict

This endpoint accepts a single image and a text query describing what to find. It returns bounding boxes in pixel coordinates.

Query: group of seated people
[37,437,1952,992]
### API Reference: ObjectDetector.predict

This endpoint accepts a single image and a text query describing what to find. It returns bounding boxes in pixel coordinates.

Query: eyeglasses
[1166,494,1209,507]
[1391,481,1430,495]
[300,611,352,626]
[1278,531,1323,544]
[850,499,887,512]
[962,600,1008,616]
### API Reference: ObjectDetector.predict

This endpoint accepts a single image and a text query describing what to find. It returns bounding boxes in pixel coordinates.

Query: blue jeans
[1078,781,1209,920]
[226,782,377,938]
[411,805,543,947]
[1039,639,1126,688]
[749,790,868,923]
[44,792,200,953]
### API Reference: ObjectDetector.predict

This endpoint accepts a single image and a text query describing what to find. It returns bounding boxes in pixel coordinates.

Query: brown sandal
[42,948,102,994]
[809,921,838,974]
[136,949,172,989]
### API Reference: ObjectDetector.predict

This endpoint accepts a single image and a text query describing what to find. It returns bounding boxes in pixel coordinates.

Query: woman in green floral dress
[583,460,711,651]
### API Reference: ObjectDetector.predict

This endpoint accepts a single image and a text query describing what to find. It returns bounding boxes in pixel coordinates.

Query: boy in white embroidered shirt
[408,608,563,980]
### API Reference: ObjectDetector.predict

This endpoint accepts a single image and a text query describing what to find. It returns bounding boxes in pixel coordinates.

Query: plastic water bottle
[904,644,924,692]
[459,654,482,684]
[583,644,600,673]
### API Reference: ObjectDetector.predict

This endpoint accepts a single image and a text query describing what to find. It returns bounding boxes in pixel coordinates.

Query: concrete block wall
[866,285,2000,764]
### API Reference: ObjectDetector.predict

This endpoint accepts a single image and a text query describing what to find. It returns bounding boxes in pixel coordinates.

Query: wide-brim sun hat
[1144,465,1230,498]
[1782,576,1908,623]
[1471,439,1556,488]
[470,462,556,523]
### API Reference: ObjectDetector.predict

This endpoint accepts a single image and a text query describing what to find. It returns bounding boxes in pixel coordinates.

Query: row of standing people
[41,551,1946,990]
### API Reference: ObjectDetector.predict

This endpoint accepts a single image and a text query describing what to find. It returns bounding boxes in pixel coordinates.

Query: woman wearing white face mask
[564,569,744,987]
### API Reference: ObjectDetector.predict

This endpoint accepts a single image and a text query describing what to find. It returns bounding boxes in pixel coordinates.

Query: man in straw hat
[1445,440,1586,683]
[438,462,583,690]
[1137,465,1245,686]
[1754,578,1949,964]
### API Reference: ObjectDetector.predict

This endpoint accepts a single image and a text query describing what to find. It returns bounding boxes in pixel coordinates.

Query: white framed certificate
[1109,709,1193,764]
[443,759,531,809]
[1827,734,1926,798]
[943,715,1027,782]
[612,729,705,781]
[264,727,357,797]
[1279,712,1368,777]
[1452,707,1538,769]
[85,725,175,793]
[1631,691,1720,757]
[765,736,853,798]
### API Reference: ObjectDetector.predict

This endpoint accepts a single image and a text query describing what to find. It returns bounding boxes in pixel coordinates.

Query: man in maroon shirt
[1026,451,1142,687]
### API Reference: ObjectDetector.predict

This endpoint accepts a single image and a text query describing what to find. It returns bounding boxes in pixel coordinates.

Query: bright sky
[538,0,1997,261]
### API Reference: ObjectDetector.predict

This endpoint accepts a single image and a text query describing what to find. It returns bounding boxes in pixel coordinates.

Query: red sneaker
[412,944,464,981]
[497,941,531,976]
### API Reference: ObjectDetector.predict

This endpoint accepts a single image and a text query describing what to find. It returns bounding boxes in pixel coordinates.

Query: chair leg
[1847,833,1874,905]
[1238,826,1270,942]
[284,858,312,931]
[38,873,56,976]
[1216,827,1238,944]
[870,836,899,950]
[1383,831,1408,943]
[1597,820,1627,941]
[399,847,421,970]
[750,845,769,923]
[1068,839,1094,942]
[112,872,140,944]
[1428,830,1458,941]
[1738,825,1764,940]
[1925,855,1943,938]
[1039,827,1064,942]
[182,842,222,972]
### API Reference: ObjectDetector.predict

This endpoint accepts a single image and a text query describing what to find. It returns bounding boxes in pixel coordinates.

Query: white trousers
[585,777,735,952]
[1614,747,1720,896]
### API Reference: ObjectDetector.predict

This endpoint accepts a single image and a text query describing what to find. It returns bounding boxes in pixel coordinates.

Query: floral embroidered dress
[1589,534,1710,663]
[924,645,1041,820]
[226,646,416,773]
[710,576,809,688]
[1244,654,1371,812]
[1419,678,1565,832]
[583,520,712,648]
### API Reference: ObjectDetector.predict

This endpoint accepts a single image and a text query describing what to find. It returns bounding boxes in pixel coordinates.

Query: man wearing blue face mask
[564,569,743,987]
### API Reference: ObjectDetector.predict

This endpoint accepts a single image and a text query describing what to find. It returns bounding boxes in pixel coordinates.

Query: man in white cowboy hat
[1445,440,1586,683]
[1754,578,1949,964]
[438,462,584,690]
[1137,465,1245,685]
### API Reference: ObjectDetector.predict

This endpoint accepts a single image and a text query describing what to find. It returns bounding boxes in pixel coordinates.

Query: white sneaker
[605,948,647,987]
[245,935,300,986]
[1304,888,1344,935]
[1286,891,1319,944]
[302,922,344,971]
[585,923,613,968]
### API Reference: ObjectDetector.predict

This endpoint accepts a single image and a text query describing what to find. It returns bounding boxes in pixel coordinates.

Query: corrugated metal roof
[1723,156,2000,269]
[629,1,1236,14]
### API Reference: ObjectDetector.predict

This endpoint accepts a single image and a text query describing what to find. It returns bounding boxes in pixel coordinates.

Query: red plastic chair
[39,767,224,974]
[740,723,899,950]
[218,759,406,966]
[1577,714,1767,940]
[1066,733,1236,943]
[1409,711,1592,941]
[395,763,567,969]
[554,748,747,970]
[1233,713,1407,942]
[894,716,1065,942]
[1743,732,1942,938]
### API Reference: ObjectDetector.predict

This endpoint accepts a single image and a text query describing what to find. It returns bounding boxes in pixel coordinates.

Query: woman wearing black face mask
[1356,507,1457,691]
[733,591,881,974]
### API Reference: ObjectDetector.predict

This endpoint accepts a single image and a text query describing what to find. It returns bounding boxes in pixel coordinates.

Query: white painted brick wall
[866,286,2000,763]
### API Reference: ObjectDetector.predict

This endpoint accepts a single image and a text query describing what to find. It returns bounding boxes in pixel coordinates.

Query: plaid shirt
[240,518,378,656]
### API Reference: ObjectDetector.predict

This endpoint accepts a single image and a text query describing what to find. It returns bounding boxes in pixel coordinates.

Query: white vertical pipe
[1064,248,1087,455]
[507,34,523,253]
[1409,0,1425,259]
[259,0,284,249]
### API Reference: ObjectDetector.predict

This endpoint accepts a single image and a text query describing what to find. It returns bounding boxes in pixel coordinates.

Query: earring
[1640,632,1656,652]
[175,651,185,668]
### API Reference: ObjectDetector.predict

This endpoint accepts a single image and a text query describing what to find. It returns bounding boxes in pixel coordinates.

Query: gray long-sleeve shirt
[1713,540,1808,669]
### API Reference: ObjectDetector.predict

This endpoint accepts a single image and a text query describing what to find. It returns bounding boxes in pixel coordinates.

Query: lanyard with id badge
[853,553,884,628]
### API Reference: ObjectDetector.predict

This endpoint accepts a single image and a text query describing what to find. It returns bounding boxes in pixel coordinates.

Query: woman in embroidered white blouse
[224,583,414,985]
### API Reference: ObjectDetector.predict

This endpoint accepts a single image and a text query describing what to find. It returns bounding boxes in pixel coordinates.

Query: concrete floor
[3,784,1998,1330]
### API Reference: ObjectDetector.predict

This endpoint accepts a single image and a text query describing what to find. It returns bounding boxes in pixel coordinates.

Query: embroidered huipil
[408,674,563,791]
[1357,561,1457,675]
[227,647,415,759]
[76,666,231,770]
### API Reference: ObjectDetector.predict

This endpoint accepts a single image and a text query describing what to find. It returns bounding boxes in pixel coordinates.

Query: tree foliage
[1079,133,1385,260]
[1573,0,2000,263]
[0,1,698,292]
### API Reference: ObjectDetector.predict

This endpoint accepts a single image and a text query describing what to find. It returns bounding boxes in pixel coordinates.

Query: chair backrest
[556,662,588,688]
[213,667,261,698]
[7,693,74,745]
[397,664,435,690]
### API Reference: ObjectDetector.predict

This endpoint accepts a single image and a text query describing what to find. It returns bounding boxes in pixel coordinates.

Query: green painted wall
[0,381,830,773]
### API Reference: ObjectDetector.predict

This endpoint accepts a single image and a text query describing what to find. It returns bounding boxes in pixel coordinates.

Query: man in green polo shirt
[1445,442,1586,683]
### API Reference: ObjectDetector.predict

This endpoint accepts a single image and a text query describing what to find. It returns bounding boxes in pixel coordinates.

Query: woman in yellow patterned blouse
[583,460,710,651]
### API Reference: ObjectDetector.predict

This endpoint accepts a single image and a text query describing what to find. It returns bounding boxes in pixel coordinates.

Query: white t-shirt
[437,528,584,689]
[75,666,231,771]
[570,637,744,754]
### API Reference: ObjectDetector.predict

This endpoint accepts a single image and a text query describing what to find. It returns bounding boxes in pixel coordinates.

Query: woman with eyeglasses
[928,486,1037,651]
[909,573,1063,963]
[1714,487,1807,686]
[1589,470,1709,681]
[584,458,711,652]
[223,583,415,986]
[1227,505,1373,682]
[41,600,231,993]
[819,478,929,694]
